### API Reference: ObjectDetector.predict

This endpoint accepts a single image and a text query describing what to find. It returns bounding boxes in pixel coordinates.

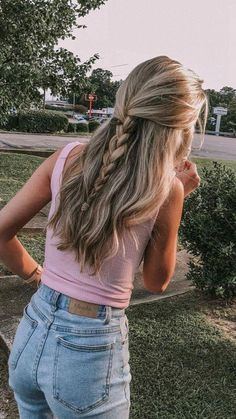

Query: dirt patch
[205,316,236,344]
[186,290,236,344]
[201,301,236,344]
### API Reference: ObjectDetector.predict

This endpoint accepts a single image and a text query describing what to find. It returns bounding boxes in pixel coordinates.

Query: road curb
[129,286,195,307]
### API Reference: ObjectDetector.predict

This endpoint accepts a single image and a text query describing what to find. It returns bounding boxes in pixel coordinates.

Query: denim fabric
[8,283,131,418]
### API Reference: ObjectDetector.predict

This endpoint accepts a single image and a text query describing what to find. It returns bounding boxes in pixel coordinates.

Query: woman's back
[42,141,159,308]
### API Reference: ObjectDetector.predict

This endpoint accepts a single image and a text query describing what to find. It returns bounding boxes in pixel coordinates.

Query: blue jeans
[8,283,131,418]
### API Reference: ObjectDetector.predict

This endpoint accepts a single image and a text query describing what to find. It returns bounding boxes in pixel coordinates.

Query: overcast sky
[60,0,235,91]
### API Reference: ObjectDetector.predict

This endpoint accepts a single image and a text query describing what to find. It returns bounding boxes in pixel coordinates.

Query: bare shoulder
[43,142,88,179]
[44,148,63,178]
[167,176,184,203]
[153,176,184,232]
[63,143,87,172]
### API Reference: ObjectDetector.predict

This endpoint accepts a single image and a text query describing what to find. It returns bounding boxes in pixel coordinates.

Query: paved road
[191,134,236,160]
[0,131,235,160]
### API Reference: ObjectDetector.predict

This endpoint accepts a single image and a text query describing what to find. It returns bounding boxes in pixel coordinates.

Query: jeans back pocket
[8,303,38,370]
[53,335,115,414]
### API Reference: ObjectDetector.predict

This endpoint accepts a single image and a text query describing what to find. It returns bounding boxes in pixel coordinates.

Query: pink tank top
[41,141,158,308]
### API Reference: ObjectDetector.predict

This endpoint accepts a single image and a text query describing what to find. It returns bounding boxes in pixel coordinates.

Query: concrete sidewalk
[0,132,88,149]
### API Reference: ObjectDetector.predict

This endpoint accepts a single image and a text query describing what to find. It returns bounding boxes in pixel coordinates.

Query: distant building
[86,107,114,117]
[45,99,70,108]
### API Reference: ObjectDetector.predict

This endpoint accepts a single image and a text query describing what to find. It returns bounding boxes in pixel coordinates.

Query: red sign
[84,94,97,117]
[85,94,97,102]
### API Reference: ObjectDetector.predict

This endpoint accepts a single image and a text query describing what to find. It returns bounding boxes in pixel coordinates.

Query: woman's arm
[0,149,62,280]
[143,177,184,293]
[143,159,201,293]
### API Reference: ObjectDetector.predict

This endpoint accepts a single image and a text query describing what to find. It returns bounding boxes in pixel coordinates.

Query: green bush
[88,120,100,132]
[179,161,236,301]
[1,114,19,131]
[77,123,88,133]
[67,122,77,133]
[66,122,89,133]
[18,110,68,133]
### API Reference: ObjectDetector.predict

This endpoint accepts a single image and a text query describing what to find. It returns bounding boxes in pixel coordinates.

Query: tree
[37,49,99,109]
[219,86,236,106]
[81,68,121,109]
[0,0,107,124]
[88,68,122,108]
[67,67,122,109]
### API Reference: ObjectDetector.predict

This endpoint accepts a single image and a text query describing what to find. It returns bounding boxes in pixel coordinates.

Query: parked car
[96,117,107,124]
[74,115,88,124]
[89,116,109,124]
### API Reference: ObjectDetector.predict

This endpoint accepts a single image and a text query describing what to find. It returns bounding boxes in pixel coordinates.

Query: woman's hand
[174,160,201,198]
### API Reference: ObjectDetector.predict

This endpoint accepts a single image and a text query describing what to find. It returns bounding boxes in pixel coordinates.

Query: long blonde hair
[48,56,208,275]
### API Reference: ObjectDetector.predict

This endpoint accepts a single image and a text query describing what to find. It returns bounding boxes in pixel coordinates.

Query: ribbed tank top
[41,141,159,308]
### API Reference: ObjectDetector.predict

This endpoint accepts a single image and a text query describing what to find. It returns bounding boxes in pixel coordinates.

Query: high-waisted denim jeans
[8,283,131,418]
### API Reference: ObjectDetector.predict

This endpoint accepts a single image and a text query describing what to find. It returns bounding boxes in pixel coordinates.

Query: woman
[0,56,208,418]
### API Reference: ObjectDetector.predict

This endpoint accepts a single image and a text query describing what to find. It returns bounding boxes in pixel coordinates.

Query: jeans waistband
[37,282,126,321]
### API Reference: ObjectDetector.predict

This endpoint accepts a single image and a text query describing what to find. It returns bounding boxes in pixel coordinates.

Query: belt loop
[103,305,112,325]
[50,290,61,313]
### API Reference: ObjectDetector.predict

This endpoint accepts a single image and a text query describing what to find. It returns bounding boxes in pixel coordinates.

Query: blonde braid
[80,116,136,211]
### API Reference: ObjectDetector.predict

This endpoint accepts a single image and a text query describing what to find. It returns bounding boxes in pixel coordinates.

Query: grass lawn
[192,157,236,173]
[0,153,46,275]
[0,153,44,208]
[127,291,236,419]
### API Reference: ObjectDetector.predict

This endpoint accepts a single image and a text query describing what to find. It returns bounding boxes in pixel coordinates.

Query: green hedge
[18,110,68,133]
[179,161,236,301]
[1,114,19,130]
[67,122,77,133]
[88,120,100,132]
[77,123,89,133]
[66,122,88,133]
